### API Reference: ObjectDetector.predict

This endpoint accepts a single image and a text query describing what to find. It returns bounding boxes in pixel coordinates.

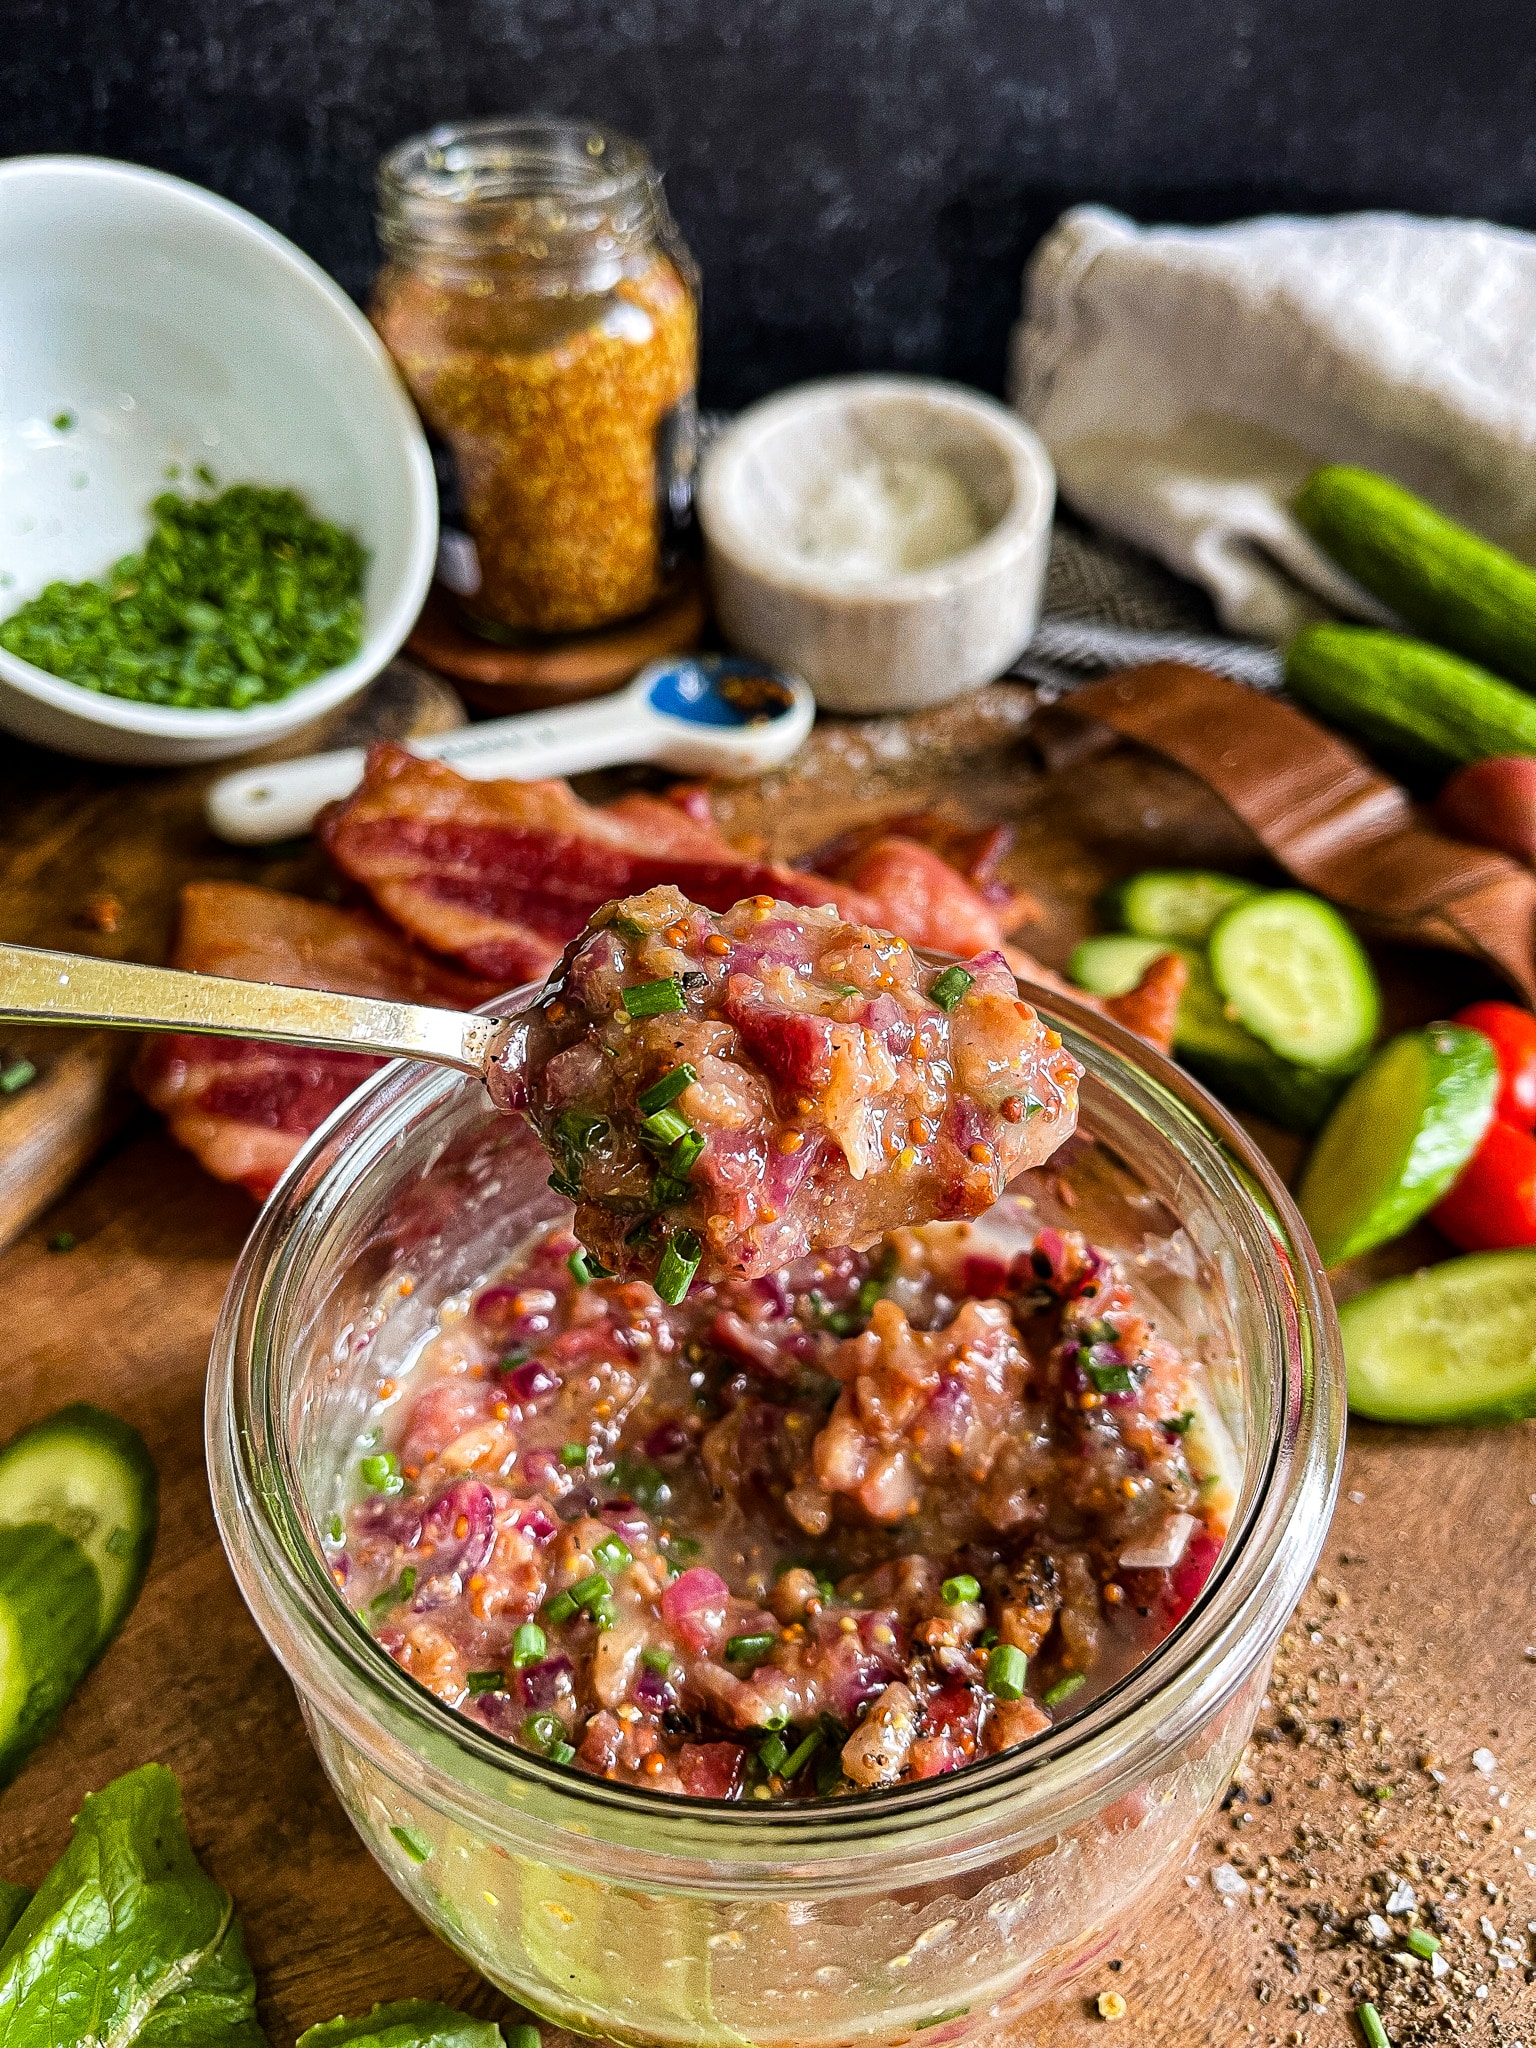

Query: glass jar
[207,988,1342,2048]
[373,118,699,638]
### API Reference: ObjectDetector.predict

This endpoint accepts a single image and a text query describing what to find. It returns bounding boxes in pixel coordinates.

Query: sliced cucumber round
[0,1522,101,1787]
[1176,953,1351,1133]
[1067,933,1172,999]
[1105,868,1262,943]
[1341,1250,1536,1423]
[1299,1025,1499,1266]
[0,1406,157,1655]
[1208,891,1379,1069]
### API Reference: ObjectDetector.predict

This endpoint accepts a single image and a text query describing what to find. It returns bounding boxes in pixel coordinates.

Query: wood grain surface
[0,683,1532,2047]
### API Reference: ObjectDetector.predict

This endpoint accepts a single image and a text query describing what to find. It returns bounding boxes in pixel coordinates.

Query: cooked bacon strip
[134,881,494,1200]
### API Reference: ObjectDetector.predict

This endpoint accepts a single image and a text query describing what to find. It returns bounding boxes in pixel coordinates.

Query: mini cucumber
[1103,869,1262,944]
[1286,624,1536,773]
[0,1406,157,1655]
[0,1522,102,1787]
[1298,1024,1499,1265]
[1340,1250,1536,1423]
[1175,953,1350,1134]
[1208,891,1379,1070]
[1295,466,1536,692]
[1067,933,1172,998]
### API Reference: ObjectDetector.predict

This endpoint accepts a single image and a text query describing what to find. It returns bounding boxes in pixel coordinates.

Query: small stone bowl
[698,375,1054,715]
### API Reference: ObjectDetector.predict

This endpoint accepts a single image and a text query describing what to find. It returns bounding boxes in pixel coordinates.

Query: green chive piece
[399,1567,416,1600]
[1404,1927,1440,1959]
[523,1711,562,1753]
[554,1108,607,1161]
[466,1669,504,1696]
[1357,2003,1391,2048]
[638,1065,696,1115]
[641,1645,673,1675]
[510,1622,548,1668]
[325,1513,344,1545]
[855,1275,884,1315]
[758,1733,789,1774]
[560,1442,588,1467]
[1166,1410,1195,1436]
[725,1632,777,1664]
[986,1644,1028,1700]
[756,1707,789,1731]
[612,915,647,939]
[544,1590,580,1625]
[507,2027,542,2048]
[590,1595,619,1632]
[930,966,974,1012]
[669,1130,706,1176]
[640,1105,692,1149]
[780,1728,823,1778]
[0,1058,37,1095]
[655,1229,702,1305]
[390,1823,432,1864]
[46,1231,76,1252]
[592,1534,633,1575]
[622,978,686,1018]
[568,1248,594,1285]
[548,1739,576,1765]
[548,1170,582,1202]
[1043,1671,1087,1707]
[942,1574,981,1605]
[570,1572,613,1609]
[53,411,76,432]
[359,1451,403,1496]
[1087,1359,1135,1395]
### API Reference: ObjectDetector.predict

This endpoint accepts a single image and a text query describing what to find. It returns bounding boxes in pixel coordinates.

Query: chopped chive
[978,1626,998,1648]
[1086,1359,1135,1395]
[1165,1410,1195,1436]
[986,1643,1028,1700]
[507,2028,542,2048]
[560,1442,588,1467]
[499,1347,530,1370]
[400,1567,416,1600]
[593,1596,621,1631]
[930,966,974,1012]
[1357,2003,1390,2048]
[570,1572,613,1609]
[554,1108,606,1160]
[942,1574,981,1605]
[0,1058,37,1095]
[669,1129,706,1175]
[466,1669,505,1696]
[544,1590,580,1625]
[815,1574,836,1603]
[638,1065,696,1115]
[655,1228,702,1305]
[548,1739,576,1765]
[325,1513,344,1544]
[831,983,862,999]
[46,1231,76,1252]
[568,1248,595,1285]
[1043,1671,1087,1708]
[523,1711,562,1753]
[725,1632,776,1664]
[548,1170,582,1202]
[367,1565,417,1624]
[756,1707,789,1731]
[855,1275,884,1315]
[780,1727,823,1777]
[663,1531,702,1561]
[390,1823,432,1863]
[640,1106,692,1149]
[610,1454,669,1510]
[592,1534,633,1575]
[622,978,686,1018]
[641,1645,673,1674]
[758,1733,788,1774]
[612,915,647,939]
[359,1451,403,1496]
[510,1622,548,1667]
[914,2009,971,2030]
[1404,1927,1440,1959]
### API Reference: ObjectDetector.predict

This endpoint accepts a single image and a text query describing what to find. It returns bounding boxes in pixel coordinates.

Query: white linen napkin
[1009,206,1536,643]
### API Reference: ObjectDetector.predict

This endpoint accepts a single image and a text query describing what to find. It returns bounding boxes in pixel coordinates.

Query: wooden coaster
[406,570,709,714]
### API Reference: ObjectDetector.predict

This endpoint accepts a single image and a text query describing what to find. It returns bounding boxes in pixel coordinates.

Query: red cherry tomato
[1431,1117,1536,1252]
[1452,1001,1536,1129]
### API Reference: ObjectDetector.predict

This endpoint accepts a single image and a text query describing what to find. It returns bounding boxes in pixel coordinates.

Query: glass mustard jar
[373,117,699,638]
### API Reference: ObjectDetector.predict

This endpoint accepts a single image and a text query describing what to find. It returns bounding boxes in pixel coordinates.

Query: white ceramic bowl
[0,155,437,765]
[699,376,1054,715]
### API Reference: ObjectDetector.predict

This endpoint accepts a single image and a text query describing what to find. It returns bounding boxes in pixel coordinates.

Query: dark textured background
[8,0,1536,406]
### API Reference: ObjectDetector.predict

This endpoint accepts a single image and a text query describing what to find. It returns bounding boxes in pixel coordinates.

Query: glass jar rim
[207,986,1342,1883]
[376,117,662,260]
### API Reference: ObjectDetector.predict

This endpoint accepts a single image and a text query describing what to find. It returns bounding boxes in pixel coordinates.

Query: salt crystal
[1430,1951,1450,1980]
[1366,1913,1393,1944]
[1210,1862,1249,1898]
[1481,1915,1498,1941]
[1347,1490,1366,1504]
[1472,1747,1498,1774]
[1385,1880,1416,1914]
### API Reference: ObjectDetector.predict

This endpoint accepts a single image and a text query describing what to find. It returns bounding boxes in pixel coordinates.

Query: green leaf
[0,1763,266,2046]
[296,2005,504,2047]
[0,1882,31,1945]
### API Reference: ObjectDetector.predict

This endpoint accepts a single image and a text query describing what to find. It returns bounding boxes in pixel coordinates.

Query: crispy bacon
[133,881,494,1199]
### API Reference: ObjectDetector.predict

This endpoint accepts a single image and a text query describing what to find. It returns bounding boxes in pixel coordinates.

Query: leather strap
[1070,665,1536,1003]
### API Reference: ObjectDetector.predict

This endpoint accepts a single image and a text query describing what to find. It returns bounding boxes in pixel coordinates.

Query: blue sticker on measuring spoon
[645,655,798,728]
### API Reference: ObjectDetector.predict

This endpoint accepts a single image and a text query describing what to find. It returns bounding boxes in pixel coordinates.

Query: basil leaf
[0,1883,31,1946]
[296,2006,504,2047]
[0,1764,265,2046]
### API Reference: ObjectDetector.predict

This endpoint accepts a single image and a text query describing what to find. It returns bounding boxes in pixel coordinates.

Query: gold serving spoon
[0,942,506,1077]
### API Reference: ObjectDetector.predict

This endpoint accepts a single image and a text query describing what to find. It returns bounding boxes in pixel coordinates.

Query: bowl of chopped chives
[0,155,437,764]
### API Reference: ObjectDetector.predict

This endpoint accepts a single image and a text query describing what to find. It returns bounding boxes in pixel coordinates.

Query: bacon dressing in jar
[373,118,699,637]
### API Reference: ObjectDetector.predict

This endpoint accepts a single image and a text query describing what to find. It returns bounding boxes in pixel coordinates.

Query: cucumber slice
[1105,869,1262,943]
[1299,1025,1499,1265]
[1208,892,1379,1069]
[0,1406,157,1655]
[0,1523,101,1787]
[1340,1250,1536,1423]
[1067,933,1172,998]
[1175,954,1351,1134]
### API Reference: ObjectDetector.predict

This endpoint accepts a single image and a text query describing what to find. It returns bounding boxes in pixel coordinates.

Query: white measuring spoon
[205,655,815,845]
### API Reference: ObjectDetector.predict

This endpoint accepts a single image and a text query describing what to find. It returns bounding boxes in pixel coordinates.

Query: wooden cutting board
[0,681,1531,2048]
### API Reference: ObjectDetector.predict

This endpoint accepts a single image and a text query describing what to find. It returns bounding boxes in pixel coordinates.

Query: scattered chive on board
[0,485,367,710]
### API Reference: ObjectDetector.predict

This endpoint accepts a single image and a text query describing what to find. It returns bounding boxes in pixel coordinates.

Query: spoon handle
[0,943,502,1076]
